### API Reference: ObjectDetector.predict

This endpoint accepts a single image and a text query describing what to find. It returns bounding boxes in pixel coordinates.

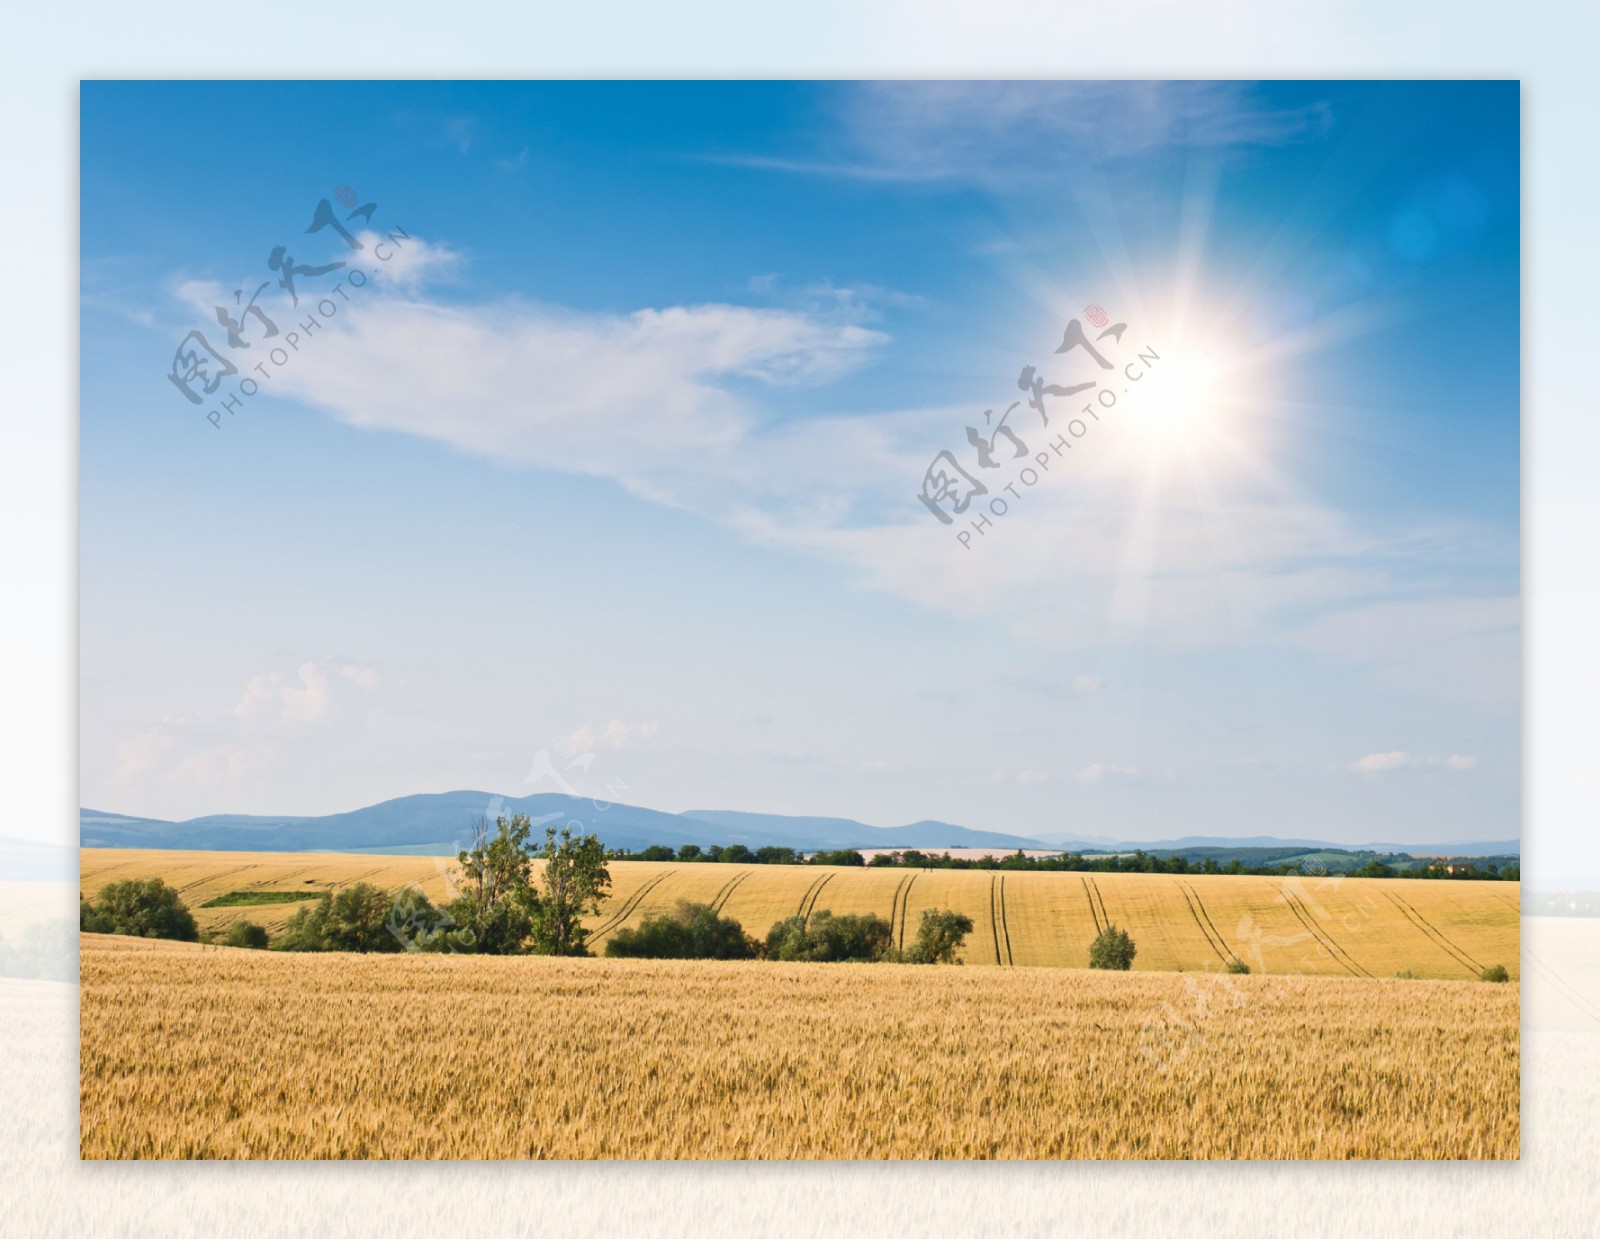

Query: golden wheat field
[79,933,1519,1159]
[80,848,1520,979]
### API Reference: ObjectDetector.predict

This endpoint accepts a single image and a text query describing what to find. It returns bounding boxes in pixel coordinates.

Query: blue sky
[79,80,1519,846]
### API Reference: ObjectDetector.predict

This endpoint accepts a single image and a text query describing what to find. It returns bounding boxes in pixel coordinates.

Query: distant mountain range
[78,792,1518,859]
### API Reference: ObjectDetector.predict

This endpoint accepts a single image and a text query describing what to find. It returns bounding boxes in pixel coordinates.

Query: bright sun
[1124,347,1228,444]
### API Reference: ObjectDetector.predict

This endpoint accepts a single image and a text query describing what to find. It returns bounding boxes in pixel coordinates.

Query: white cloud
[567,719,659,753]
[1015,769,1051,784]
[1351,751,1413,773]
[357,232,460,290]
[231,659,379,725]
[1076,762,1139,785]
[263,285,886,490]
[1351,752,1481,774]
[719,82,1331,187]
[111,658,381,797]
[339,663,381,690]
[1072,673,1105,694]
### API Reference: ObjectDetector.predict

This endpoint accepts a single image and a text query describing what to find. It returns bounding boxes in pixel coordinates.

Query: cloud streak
[711,82,1332,188]
[1351,752,1480,774]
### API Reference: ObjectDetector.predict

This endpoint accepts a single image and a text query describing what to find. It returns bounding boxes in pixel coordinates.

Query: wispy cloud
[1351,752,1481,774]
[567,720,660,753]
[712,82,1332,188]
[1077,762,1140,785]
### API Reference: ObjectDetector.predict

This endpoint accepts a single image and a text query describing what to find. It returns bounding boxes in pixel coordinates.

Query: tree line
[613,843,1519,880]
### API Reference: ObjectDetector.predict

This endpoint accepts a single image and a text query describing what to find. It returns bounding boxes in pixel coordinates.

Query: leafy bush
[79,879,198,942]
[902,908,974,964]
[765,910,894,962]
[278,883,402,952]
[1225,958,1251,975]
[1088,924,1137,970]
[1481,964,1510,983]
[219,919,269,950]
[605,901,758,960]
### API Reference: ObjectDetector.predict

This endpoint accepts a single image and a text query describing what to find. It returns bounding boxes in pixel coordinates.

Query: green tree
[529,825,612,956]
[449,813,538,954]
[904,907,974,963]
[219,919,269,950]
[1481,964,1510,983]
[637,845,676,862]
[277,895,331,951]
[323,883,401,952]
[677,844,703,862]
[765,910,894,962]
[606,900,758,960]
[1088,923,1137,970]
[79,879,198,942]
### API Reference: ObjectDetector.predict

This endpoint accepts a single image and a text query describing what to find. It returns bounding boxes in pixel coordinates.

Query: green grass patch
[201,890,326,908]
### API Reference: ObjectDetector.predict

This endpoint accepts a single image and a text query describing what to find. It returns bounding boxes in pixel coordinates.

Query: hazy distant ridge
[78,793,1517,858]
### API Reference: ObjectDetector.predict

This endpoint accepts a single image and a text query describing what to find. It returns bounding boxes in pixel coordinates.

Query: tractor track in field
[1383,890,1484,977]
[1178,882,1229,964]
[708,870,753,914]
[988,876,1003,964]
[887,875,910,941]
[896,874,919,951]
[800,874,834,927]
[996,875,1014,966]
[1185,882,1236,963]
[1088,877,1111,929]
[1081,877,1103,934]
[1280,889,1372,978]
[795,874,828,920]
[588,871,675,943]
[174,865,256,898]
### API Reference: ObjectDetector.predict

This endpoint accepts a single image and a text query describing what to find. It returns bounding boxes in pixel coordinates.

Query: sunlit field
[81,849,1520,979]
[79,934,1519,1160]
